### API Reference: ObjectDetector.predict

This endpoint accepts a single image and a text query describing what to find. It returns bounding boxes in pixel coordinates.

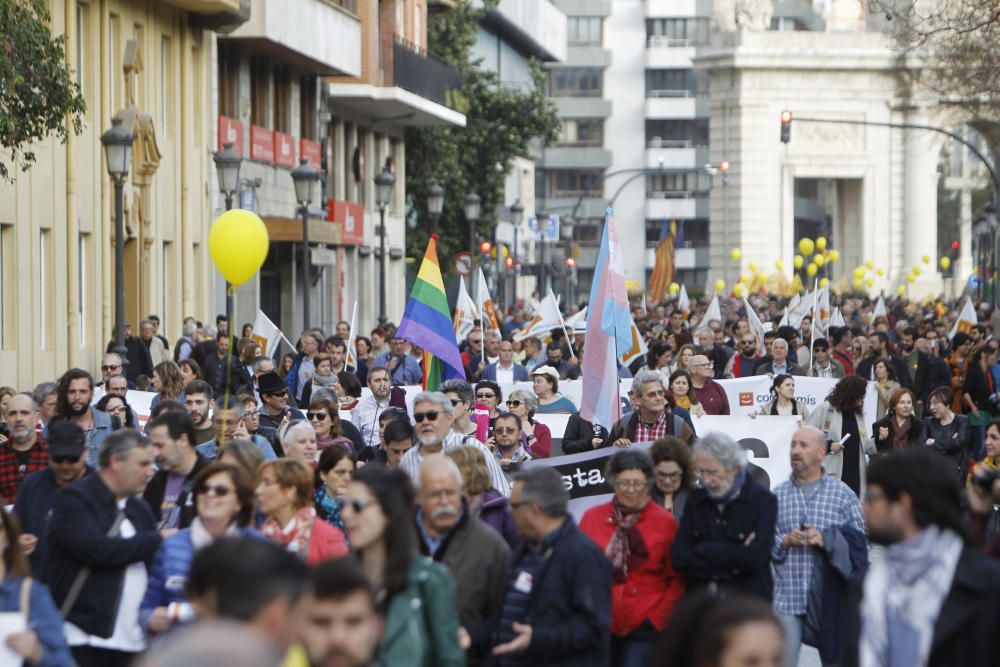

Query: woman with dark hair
[355,336,374,363]
[178,358,202,384]
[299,352,337,407]
[963,342,998,460]
[475,380,505,424]
[277,352,296,380]
[0,507,71,665]
[655,592,784,667]
[647,341,673,377]
[342,465,463,667]
[141,463,259,636]
[924,386,970,479]
[94,393,134,429]
[807,375,875,497]
[649,437,694,521]
[334,370,362,412]
[668,369,705,417]
[949,331,972,412]
[873,358,901,419]
[307,396,354,453]
[313,447,355,544]
[529,367,577,414]
[757,374,809,420]
[241,322,254,339]
[873,387,926,453]
[580,449,684,666]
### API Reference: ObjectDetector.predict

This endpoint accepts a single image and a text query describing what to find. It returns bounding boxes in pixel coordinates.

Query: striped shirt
[772,472,866,615]
[399,431,511,497]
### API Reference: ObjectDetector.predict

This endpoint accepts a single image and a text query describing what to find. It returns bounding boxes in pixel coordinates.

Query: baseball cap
[47,421,86,460]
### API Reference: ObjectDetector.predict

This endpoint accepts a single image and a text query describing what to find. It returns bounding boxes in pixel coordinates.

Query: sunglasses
[343,497,373,513]
[101,364,121,371]
[106,405,127,413]
[506,400,522,408]
[814,347,829,353]
[495,426,518,434]
[265,390,288,398]
[413,411,440,423]
[449,398,463,406]
[51,455,80,464]
[741,341,756,346]
[307,412,329,422]
[476,393,495,399]
[199,484,234,498]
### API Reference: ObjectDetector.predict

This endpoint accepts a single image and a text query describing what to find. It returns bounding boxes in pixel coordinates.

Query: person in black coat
[560,413,609,454]
[672,432,778,601]
[47,430,161,667]
[854,331,912,388]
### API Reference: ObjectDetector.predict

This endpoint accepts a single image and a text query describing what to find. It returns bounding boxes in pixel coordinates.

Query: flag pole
[808,278,818,371]
[552,288,576,359]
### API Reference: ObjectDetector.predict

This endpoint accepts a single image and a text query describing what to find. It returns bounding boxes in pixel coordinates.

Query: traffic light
[720,160,731,185]
[565,257,576,269]
[479,240,492,254]
[952,241,960,250]
[505,256,514,269]
[780,110,792,144]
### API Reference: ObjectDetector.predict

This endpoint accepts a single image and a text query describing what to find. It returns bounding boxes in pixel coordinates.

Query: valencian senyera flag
[395,234,466,390]
[648,220,676,302]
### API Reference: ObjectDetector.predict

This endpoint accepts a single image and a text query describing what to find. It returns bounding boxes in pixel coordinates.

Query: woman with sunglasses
[94,393,136,429]
[140,463,258,637]
[343,465,464,667]
[313,447,355,544]
[505,390,552,458]
[306,396,354,454]
[256,459,348,564]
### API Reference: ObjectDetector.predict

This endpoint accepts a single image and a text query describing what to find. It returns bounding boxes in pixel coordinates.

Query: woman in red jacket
[580,449,684,667]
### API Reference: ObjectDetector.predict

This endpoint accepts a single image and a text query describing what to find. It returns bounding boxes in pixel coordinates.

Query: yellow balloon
[731,248,741,261]
[865,278,874,287]
[819,278,829,288]
[876,268,885,277]
[816,237,828,251]
[733,284,744,297]
[865,260,873,270]
[775,260,784,271]
[897,285,906,296]
[209,209,270,286]
[669,282,680,294]
[940,257,951,270]
[922,254,930,264]
[813,254,825,267]
[798,238,815,256]
[907,274,916,284]
[793,255,804,269]
[912,265,922,276]
[828,249,840,263]
[748,261,758,273]
[853,276,863,287]
[806,263,818,277]
[739,274,749,284]
[715,279,726,293]
[853,266,865,278]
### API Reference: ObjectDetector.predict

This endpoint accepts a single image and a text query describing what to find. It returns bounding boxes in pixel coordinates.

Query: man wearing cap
[0,394,50,505]
[14,420,90,581]
[257,370,306,435]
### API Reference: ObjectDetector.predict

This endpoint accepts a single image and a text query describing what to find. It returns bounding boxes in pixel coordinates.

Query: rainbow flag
[396,235,466,390]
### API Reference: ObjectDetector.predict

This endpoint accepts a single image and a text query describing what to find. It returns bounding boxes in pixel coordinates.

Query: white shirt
[64,500,147,651]
[352,394,390,449]
[399,432,511,497]
[495,365,514,386]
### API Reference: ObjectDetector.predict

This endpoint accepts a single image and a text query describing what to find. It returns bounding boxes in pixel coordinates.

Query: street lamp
[510,199,524,307]
[213,142,242,326]
[561,216,575,305]
[464,192,481,259]
[427,179,444,235]
[100,117,134,360]
[291,158,320,329]
[375,167,396,325]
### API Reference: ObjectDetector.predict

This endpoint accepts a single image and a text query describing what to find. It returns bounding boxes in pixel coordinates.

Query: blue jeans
[778,613,840,667]
[610,621,657,667]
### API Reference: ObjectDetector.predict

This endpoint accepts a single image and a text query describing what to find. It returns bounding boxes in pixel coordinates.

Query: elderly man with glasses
[689,355,731,415]
[609,371,694,447]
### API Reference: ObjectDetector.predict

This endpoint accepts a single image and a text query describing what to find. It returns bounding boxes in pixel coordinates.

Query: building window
[0,223,11,349]
[567,17,602,45]
[546,170,603,198]
[646,18,710,45]
[250,57,269,127]
[556,119,603,147]
[646,172,711,196]
[645,218,709,248]
[645,69,706,98]
[218,41,239,119]
[300,75,317,140]
[274,65,291,134]
[645,119,709,147]
[572,219,601,243]
[547,68,602,97]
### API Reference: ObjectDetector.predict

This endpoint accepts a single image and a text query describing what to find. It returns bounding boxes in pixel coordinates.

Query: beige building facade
[0,0,244,388]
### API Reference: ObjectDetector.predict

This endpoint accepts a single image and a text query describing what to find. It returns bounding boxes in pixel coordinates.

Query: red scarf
[260,506,317,560]
[605,498,649,583]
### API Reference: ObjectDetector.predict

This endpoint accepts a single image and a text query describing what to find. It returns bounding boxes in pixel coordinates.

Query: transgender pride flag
[580,210,634,430]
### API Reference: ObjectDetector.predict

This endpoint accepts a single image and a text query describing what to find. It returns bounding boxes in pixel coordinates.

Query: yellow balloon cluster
[816,237,827,251]
[775,260,784,271]
[897,285,907,296]
[828,249,840,263]
[806,263,818,277]
[853,266,865,279]
[813,254,825,267]
[209,209,270,286]
[819,278,829,288]
[799,238,815,256]
[794,255,804,269]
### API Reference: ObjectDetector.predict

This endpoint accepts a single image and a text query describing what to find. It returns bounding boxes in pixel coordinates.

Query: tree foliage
[0,0,86,180]
[405,0,560,268]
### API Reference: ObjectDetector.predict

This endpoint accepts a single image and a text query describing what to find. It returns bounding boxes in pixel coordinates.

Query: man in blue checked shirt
[773,425,868,667]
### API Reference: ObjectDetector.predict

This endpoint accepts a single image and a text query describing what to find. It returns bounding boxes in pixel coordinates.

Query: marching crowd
[1,291,1000,667]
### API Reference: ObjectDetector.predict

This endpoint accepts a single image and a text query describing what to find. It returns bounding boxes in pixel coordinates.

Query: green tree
[405,0,560,269]
[0,0,86,180]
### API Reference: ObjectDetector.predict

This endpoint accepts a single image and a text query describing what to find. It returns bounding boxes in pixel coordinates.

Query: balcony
[645,0,711,18]
[645,194,709,219]
[645,139,707,169]
[225,0,361,76]
[164,0,242,13]
[541,146,613,170]
[645,38,696,69]
[326,36,466,128]
[645,92,705,119]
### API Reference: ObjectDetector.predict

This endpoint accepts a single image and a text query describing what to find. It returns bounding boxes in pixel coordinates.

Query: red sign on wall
[250,125,274,163]
[218,116,244,155]
[300,138,322,167]
[274,131,296,168]
[328,199,365,246]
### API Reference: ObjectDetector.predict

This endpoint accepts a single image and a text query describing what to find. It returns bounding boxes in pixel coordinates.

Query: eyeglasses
[814,347,829,353]
[614,480,647,491]
[469,339,483,345]
[413,411,440,423]
[476,392,495,400]
[495,426,518,434]
[199,484,234,498]
[656,471,682,481]
[244,410,259,418]
[449,399,463,406]
[506,400,522,408]
[307,412,329,422]
[642,390,666,399]
[106,405,127,413]
[343,497,373,513]
[265,390,288,398]
[741,341,756,346]
[51,455,81,464]
[101,364,121,371]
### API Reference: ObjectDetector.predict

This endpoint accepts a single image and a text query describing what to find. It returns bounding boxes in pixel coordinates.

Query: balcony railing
[647,36,694,48]
[647,138,693,148]
[383,35,462,107]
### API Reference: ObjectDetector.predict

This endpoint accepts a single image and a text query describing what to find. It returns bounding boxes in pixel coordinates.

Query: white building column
[903,110,942,297]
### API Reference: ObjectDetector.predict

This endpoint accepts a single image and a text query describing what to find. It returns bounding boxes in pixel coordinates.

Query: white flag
[620,315,649,367]
[678,285,691,315]
[698,294,721,331]
[345,302,359,368]
[816,286,830,327]
[477,268,501,332]
[251,309,284,358]
[949,296,977,339]
[514,291,562,342]
[454,277,478,343]
[871,295,887,323]
[564,307,589,334]
[788,290,814,329]
[830,307,846,328]
[778,307,789,328]
[743,297,767,355]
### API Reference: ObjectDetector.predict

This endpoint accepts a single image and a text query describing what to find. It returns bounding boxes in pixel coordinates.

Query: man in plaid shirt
[0,393,49,505]
[773,425,867,667]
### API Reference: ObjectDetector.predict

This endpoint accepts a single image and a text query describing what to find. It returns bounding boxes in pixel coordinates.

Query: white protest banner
[693,415,798,491]
[92,388,158,431]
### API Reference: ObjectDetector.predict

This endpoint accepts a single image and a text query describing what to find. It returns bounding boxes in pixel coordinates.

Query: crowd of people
[0,291,999,666]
